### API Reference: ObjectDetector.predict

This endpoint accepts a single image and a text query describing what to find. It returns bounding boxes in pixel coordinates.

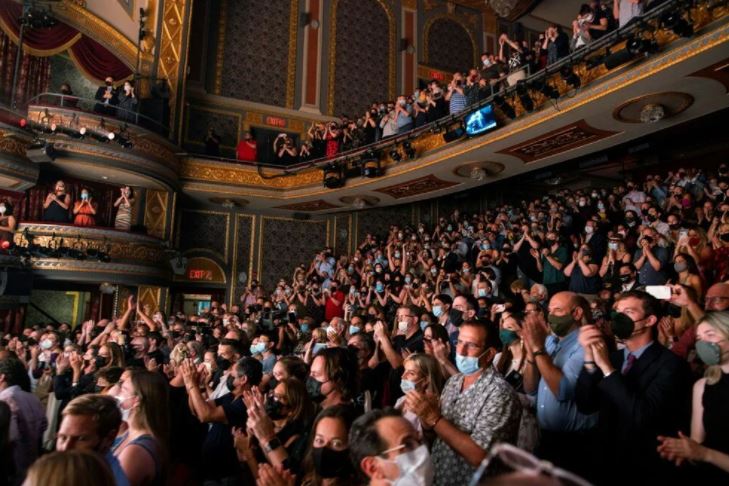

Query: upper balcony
[23,94,179,191]
[0,110,38,192]
[180,0,729,214]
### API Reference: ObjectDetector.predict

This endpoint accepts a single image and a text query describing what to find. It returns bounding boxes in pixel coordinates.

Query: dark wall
[219,0,292,106]
[331,0,391,117]
[427,18,475,74]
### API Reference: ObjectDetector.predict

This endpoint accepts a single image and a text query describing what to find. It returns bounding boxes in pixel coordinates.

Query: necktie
[622,353,637,375]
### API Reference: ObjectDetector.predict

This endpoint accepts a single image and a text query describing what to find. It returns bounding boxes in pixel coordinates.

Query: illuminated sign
[187,269,214,281]
[265,116,287,128]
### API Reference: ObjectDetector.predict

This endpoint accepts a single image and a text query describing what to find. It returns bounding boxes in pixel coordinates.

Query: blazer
[575,341,692,485]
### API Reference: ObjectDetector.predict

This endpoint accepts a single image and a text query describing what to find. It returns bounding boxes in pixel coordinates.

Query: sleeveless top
[699,373,729,482]
[43,198,69,222]
[115,201,132,231]
[113,433,164,486]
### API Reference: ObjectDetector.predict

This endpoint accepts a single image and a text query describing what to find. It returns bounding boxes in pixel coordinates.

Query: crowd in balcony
[4,157,729,486]
[39,180,135,231]
[221,0,650,166]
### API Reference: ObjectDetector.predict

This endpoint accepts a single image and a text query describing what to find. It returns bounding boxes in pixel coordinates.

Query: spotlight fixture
[389,148,402,162]
[443,124,466,143]
[534,79,559,100]
[114,129,133,149]
[323,164,344,188]
[662,11,693,38]
[560,65,581,90]
[360,150,382,178]
[515,80,534,113]
[494,94,516,119]
[402,141,416,159]
[626,35,658,56]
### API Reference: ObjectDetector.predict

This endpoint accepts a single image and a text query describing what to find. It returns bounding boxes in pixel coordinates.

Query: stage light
[534,79,559,100]
[494,95,516,119]
[443,124,466,143]
[403,141,416,159]
[662,11,693,38]
[360,150,381,178]
[516,80,534,113]
[389,148,402,162]
[560,65,581,90]
[323,164,344,188]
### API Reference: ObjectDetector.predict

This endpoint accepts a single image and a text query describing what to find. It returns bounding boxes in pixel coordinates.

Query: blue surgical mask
[455,351,486,375]
[376,283,384,293]
[250,342,266,355]
[477,288,487,298]
[432,305,443,318]
[420,320,429,331]
[349,325,360,335]
[300,323,310,333]
[405,277,412,284]
[400,379,417,394]
[312,342,327,354]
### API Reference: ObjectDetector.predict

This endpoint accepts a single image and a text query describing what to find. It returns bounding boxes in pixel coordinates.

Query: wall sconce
[300,12,320,29]
[400,38,415,54]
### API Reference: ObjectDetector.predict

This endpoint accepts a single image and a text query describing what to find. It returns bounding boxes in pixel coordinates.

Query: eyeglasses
[468,443,592,486]
[379,437,421,457]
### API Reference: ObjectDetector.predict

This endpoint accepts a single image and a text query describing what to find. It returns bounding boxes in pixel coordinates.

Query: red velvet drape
[0,0,132,84]
[0,29,49,104]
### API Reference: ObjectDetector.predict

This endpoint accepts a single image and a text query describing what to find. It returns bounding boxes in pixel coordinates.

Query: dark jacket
[575,341,692,485]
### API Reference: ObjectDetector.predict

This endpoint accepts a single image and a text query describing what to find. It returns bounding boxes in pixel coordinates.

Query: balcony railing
[183,0,726,178]
[25,93,169,138]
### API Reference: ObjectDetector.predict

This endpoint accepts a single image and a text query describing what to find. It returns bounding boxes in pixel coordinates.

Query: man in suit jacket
[575,290,692,485]
[94,76,118,116]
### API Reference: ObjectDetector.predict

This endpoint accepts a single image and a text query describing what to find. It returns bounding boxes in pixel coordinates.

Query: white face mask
[0,205,5,214]
[379,444,434,486]
[40,339,53,350]
[398,320,409,333]
[115,395,133,422]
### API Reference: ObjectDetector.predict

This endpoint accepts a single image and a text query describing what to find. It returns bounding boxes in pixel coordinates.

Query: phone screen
[645,285,672,300]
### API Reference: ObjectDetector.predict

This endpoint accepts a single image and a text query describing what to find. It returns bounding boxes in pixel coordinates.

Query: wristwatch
[263,437,282,454]
[533,349,547,358]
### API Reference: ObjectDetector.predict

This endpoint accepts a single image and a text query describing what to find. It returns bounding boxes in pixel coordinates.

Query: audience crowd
[2,160,729,486]
[224,0,647,165]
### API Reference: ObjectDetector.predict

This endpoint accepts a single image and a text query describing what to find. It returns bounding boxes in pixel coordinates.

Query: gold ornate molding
[328,0,397,115]
[214,0,228,95]
[180,160,322,189]
[138,285,164,314]
[52,0,152,73]
[286,0,300,108]
[423,13,480,69]
[144,190,170,239]
[229,214,255,306]
[157,0,191,138]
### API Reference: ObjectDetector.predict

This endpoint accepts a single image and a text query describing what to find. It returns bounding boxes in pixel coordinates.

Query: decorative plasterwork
[328,0,397,115]
[688,56,729,93]
[374,174,460,199]
[214,0,228,95]
[496,120,620,163]
[273,200,341,211]
[144,190,170,239]
[423,13,479,68]
[157,0,190,137]
[286,0,300,108]
[180,160,322,189]
[613,92,694,123]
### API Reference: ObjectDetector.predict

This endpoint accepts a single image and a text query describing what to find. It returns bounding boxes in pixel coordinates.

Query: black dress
[698,373,729,482]
[43,198,69,223]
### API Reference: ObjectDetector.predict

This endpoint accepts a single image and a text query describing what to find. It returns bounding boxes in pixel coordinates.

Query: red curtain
[0,0,132,85]
[0,30,49,105]
[18,178,117,227]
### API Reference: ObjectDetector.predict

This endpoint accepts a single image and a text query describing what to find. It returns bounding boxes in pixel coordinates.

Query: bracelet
[533,350,547,358]
[430,415,443,429]
[583,361,596,365]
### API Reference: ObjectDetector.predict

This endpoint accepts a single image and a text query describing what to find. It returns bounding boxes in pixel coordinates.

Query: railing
[26,93,169,137]
[183,0,720,178]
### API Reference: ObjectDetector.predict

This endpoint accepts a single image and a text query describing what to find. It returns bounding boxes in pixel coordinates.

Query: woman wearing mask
[564,244,600,300]
[675,226,714,276]
[236,378,315,476]
[307,348,357,410]
[494,312,538,452]
[658,312,729,482]
[395,353,444,438]
[43,180,71,222]
[114,186,135,231]
[117,81,138,122]
[709,222,729,282]
[72,189,97,227]
[423,324,457,379]
[112,369,168,486]
[599,235,632,287]
[0,200,16,246]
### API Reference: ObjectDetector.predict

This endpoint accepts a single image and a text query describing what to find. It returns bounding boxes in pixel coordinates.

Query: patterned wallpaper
[49,54,98,100]
[334,214,350,256]
[219,0,291,106]
[184,106,239,157]
[356,205,412,243]
[332,0,390,117]
[427,18,475,74]
[177,210,230,262]
[260,218,327,290]
[233,215,254,304]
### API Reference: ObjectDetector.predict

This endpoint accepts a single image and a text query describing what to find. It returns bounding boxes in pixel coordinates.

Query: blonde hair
[403,353,444,396]
[25,450,115,486]
[700,311,729,385]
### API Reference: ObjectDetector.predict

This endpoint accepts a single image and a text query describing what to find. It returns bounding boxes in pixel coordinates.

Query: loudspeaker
[169,256,188,276]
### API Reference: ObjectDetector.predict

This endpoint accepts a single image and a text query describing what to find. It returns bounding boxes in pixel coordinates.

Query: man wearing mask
[634,227,670,285]
[522,292,597,477]
[576,291,691,485]
[350,408,433,485]
[616,263,640,294]
[181,357,262,485]
[404,320,520,486]
[57,394,129,486]
[94,76,118,115]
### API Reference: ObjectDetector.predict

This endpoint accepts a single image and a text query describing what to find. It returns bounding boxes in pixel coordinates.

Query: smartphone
[678,229,688,239]
[494,304,506,313]
[645,285,672,300]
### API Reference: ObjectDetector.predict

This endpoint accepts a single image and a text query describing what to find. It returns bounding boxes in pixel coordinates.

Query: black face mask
[312,446,352,478]
[217,357,232,371]
[610,311,650,340]
[721,233,729,242]
[226,375,236,392]
[619,274,633,283]
[265,396,287,420]
[95,356,108,369]
[105,81,112,86]
[646,214,657,222]
[306,376,325,403]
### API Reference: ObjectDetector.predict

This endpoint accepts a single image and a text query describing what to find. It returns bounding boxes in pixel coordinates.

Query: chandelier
[489,0,519,18]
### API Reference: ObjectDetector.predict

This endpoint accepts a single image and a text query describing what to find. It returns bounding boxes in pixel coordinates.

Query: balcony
[23,94,179,191]
[180,0,729,214]
[0,111,39,192]
[11,222,171,286]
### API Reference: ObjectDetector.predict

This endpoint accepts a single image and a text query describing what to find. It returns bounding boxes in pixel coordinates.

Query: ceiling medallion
[339,195,381,209]
[454,161,506,180]
[613,92,694,124]
[489,0,518,17]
